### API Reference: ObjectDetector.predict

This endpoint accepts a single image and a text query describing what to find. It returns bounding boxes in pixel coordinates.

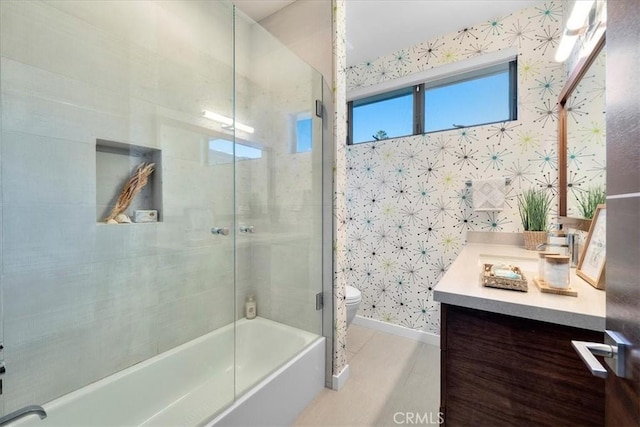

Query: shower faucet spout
[0,405,47,426]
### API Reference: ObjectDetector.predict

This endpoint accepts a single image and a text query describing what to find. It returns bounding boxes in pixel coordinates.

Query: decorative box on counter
[481,263,528,292]
[134,210,158,223]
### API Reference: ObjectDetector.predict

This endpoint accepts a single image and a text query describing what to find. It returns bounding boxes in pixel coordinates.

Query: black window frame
[347,59,518,145]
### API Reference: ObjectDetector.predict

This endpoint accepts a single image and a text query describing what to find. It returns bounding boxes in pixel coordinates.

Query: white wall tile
[1,131,94,206]
[2,204,96,274]
[3,264,95,320]
[1,1,130,93]
[4,309,157,413]
[156,287,234,353]
[0,0,326,412]
[46,0,160,52]
[1,91,130,145]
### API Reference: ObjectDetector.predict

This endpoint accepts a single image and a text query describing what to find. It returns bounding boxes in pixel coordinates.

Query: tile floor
[294,324,440,427]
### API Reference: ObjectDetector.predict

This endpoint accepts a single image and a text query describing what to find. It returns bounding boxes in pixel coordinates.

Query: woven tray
[481,263,528,292]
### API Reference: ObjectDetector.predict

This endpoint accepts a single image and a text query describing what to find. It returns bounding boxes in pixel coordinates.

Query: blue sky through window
[351,65,513,144]
[425,70,510,133]
[352,93,413,144]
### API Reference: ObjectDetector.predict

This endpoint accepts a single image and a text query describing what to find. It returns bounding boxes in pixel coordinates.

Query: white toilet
[345,285,362,327]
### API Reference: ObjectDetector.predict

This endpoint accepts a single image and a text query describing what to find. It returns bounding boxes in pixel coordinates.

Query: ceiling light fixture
[567,0,595,30]
[202,110,255,134]
[555,0,596,63]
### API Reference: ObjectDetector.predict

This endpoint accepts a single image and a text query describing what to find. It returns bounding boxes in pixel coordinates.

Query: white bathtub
[12,317,325,427]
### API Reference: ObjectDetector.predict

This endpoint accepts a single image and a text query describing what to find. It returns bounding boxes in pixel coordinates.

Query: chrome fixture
[0,406,47,426]
[202,110,254,134]
[567,233,580,267]
[555,0,606,62]
[572,330,631,379]
[465,177,511,187]
[239,225,255,234]
[211,227,230,236]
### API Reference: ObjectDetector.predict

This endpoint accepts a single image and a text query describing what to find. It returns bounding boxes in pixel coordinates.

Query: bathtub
[12,317,325,427]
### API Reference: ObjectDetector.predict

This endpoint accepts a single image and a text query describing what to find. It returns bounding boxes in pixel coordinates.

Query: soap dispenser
[245,294,257,320]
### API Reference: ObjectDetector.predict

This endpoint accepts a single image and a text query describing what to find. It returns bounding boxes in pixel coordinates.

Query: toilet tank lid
[345,285,361,303]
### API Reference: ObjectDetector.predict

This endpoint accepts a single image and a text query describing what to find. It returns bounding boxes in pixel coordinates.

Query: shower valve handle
[239,225,255,233]
[211,227,230,236]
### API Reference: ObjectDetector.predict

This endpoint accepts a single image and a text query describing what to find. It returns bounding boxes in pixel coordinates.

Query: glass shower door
[232,7,325,398]
[0,0,238,422]
[0,0,328,422]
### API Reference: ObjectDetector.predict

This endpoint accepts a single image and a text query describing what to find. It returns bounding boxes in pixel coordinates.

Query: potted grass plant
[518,188,552,250]
[576,186,606,219]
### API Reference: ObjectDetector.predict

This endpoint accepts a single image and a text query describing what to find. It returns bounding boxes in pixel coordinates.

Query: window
[350,87,415,144]
[208,138,262,165]
[347,60,517,144]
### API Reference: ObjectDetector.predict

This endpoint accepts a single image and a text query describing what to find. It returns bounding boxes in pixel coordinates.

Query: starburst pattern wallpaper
[333,0,349,376]
[334,1,588,336]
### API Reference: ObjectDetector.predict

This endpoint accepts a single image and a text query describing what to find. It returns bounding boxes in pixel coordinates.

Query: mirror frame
[557,30,606,231]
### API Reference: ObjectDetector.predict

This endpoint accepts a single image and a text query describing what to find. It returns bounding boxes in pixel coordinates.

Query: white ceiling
[233,0,296,22]
[234,0,545,66]
[346,0,543,66]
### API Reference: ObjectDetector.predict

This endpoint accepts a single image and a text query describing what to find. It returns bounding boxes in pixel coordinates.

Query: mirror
[558,31,606,230]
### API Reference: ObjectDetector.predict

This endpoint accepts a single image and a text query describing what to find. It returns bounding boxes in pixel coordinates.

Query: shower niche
[96,139,163,223]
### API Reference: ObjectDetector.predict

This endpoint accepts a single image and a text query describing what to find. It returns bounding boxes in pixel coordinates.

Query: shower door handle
[211,227,230,236]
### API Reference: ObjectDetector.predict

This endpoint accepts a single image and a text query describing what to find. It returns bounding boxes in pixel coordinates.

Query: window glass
[424,69,511,133]
[347,59,516,144]
[352,89,413,144]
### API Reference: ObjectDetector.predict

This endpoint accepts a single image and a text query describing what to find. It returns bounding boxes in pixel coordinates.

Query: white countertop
[433,243,606,331]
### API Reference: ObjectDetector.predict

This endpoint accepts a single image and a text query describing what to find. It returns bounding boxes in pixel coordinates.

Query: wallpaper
[336,1,575,335]
[333,0,348,376]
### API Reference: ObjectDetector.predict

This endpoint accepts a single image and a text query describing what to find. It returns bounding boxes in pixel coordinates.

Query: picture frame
[576,204,606,289]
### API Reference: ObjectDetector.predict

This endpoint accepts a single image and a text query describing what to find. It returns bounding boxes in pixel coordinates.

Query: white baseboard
[352,315,440,348]
[331,364,350,390]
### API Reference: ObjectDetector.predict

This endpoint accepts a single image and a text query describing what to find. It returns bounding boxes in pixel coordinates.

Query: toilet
[345,285,362,327]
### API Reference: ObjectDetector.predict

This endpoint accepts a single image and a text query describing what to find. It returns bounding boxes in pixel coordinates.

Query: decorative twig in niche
[104,162,155,223]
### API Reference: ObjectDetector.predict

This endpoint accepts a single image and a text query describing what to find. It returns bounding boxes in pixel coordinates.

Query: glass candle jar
[545,255,571,288]
[537,251,560,281]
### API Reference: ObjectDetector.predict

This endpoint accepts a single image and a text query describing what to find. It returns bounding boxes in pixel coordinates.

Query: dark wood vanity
[433,235,607,426]
[440,304,604,426]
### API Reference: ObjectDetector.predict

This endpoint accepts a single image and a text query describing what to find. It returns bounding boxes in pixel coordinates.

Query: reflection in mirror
[566,46,606,218]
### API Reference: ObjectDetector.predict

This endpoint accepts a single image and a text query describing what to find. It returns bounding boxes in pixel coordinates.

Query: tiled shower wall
[0,0,236,412]
[0,0,323,413]
[336,1,574,333]
[233,13,325,335]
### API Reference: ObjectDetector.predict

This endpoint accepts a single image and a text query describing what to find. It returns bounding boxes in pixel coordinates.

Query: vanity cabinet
[440,304,604,426]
